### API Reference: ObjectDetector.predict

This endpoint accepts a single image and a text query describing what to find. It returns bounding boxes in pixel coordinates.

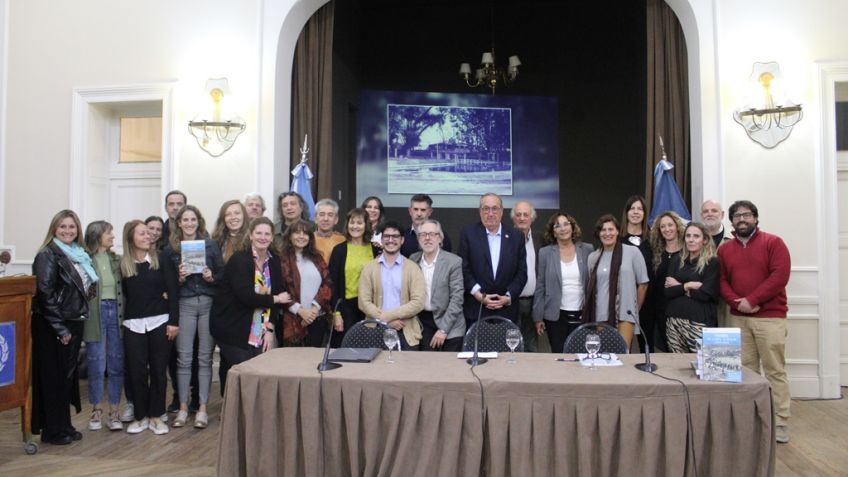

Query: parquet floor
[0,377,845,476]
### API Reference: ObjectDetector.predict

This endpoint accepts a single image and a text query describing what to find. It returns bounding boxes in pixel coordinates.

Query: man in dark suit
[400,194,452,257]
[458,193,527,326]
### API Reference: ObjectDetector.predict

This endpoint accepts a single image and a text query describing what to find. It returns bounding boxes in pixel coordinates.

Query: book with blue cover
[181,240,206,274]
[701,327,742,383]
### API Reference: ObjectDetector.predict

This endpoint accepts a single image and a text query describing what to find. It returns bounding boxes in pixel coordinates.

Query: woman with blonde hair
[82,220,125,432]
[32,210,95,445]
[212,200,249,263]
[664,222,720,352]
[647,211,685,351]
[121,220,179,435]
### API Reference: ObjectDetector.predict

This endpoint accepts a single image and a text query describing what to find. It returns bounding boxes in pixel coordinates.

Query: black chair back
[462,316,523,353]
[563,322,628,354]
[339,319,391,349]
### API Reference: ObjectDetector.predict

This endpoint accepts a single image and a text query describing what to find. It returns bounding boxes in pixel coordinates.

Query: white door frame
[69,83,176,224]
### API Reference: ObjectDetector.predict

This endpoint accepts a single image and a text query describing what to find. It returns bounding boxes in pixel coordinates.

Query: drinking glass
[585,333,601,370]
[383,328,399,363]
[505,329,521,364]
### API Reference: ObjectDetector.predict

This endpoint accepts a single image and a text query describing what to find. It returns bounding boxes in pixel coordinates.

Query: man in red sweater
[718,200,791,443]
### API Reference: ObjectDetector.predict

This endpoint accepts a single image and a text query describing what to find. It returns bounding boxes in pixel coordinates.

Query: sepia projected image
[386,105,512,195]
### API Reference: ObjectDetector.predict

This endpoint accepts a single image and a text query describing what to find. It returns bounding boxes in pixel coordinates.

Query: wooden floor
[0,379,845,476]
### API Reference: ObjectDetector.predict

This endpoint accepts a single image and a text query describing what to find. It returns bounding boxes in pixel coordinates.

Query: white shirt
[520,230,536,298]
[471,224,502,296]
[560,258,583,311]
[123,253,169,333]
[419,250,439,311]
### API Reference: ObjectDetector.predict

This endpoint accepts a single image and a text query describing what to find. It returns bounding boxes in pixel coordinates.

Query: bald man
[701,200,729,247]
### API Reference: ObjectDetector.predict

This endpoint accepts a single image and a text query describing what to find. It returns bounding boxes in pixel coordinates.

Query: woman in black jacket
[210,217,291,392]
[32,209,97,445]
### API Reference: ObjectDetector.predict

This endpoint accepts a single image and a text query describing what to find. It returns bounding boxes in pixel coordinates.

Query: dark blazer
[532,242,593,322]
[33,242,91,337]
[458,222,527,321]
[328,241,379,305]
[210,249,283,349]
[400,226,453,257]
[409,249,466,340]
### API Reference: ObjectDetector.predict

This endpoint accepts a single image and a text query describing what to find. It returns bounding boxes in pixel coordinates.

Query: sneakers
[126,417,149,434]
[194,411,208,429]
[88,409,103,431]
[120,403,135,423]
[776,425,790,444]
[108,410,123,431]
[149,417,169,435]
[159,412,169,423]
[172,410,188,428]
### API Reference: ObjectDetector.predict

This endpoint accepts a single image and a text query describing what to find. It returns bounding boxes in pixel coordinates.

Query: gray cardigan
[409,249,466,340]
[532,242,593,322]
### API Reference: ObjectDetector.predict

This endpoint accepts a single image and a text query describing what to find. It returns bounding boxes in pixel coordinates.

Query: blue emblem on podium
[0,322,15,386]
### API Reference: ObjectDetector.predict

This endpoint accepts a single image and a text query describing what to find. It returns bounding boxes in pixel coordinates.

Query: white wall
[2,0,260,263]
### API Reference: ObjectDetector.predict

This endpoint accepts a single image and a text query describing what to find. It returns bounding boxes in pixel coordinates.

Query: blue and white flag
[291,160,316,221]
[648,159,691,226]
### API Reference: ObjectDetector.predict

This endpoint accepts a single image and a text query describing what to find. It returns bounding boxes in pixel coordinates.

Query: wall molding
[0,0,8,245]
[70,83,176,223]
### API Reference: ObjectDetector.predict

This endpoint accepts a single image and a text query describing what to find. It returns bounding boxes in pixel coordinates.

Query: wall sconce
[732,62,802,149]
[188,78,246,157]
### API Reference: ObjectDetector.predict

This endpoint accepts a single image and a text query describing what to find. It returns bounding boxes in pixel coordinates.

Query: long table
[217,349,774,477]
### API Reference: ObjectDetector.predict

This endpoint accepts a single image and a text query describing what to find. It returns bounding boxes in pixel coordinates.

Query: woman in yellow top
[328,208,377,347]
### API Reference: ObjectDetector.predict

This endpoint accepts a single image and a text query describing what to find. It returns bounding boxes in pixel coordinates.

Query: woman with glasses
[584,214,649,348]
[664,222,720,352]
[532,212,593,353]
[328,208,377,347]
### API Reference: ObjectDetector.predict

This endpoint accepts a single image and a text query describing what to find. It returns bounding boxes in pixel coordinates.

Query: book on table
[701,327,742,383]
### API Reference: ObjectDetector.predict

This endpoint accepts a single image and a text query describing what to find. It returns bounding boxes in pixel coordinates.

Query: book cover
[181,240,206,274]
[701,327,742,383]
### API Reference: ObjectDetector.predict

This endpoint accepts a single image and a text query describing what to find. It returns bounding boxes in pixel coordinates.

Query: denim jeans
[85,299,124,406]
[177,295,214,405]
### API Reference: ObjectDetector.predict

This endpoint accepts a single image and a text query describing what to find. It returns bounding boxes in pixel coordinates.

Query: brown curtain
[645,0,690,208]
[291,1,335,201]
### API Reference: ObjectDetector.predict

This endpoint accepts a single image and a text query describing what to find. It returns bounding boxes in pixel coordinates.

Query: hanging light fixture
[458,3,520,95]
[732,62,802,149]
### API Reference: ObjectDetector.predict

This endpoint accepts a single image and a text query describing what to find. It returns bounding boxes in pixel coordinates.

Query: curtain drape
[645,0,690,208]
[291,1,335,202]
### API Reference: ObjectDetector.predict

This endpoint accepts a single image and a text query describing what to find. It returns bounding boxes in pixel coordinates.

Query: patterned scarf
[247,252,272,347]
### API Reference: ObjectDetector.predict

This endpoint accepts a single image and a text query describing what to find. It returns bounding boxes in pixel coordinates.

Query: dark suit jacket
[400,226,452,257]
[531,242,594,322]
[458,222,527,321]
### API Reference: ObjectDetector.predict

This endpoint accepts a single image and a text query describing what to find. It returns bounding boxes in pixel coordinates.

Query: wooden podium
[0,276,38,454]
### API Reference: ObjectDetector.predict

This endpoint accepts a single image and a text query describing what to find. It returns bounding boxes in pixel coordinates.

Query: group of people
[30,188,792,444]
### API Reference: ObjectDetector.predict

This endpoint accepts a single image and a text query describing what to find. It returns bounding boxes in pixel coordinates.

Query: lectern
[0,276,38,454]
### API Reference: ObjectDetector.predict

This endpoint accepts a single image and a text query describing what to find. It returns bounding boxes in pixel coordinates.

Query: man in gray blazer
[410,220,466,351]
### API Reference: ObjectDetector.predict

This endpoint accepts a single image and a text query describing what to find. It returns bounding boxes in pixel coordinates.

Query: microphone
[317,298,344,371]
[467,297,487,366]
[628,310,657,372]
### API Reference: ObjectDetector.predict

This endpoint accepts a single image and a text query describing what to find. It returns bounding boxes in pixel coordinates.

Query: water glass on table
[383,328,399,363]
[505,329,521,364]
[585,333,601,370]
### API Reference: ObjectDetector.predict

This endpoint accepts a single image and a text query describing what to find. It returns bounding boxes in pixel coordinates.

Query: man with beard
[700,199,729,247]
[718,200,791,443]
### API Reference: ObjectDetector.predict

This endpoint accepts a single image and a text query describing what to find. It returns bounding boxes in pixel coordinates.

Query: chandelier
[458,5,520,95]
[188,78,246,157]
[732,62,802,149]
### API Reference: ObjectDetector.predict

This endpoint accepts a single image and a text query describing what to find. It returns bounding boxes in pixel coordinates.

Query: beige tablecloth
[217,349,774,477]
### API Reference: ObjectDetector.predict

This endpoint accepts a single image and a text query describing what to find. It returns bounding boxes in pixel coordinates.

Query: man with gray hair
[242,192,266,221]
[510,200,548,352]
[410,219,466,351]
[313,198,345,263]
[701,199,729,247]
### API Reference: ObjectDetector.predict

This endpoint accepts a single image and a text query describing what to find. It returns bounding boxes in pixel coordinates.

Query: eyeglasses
[382,233,402,240]
[731,212,754,220]
[417,232,439,239]
[480,206,502,214]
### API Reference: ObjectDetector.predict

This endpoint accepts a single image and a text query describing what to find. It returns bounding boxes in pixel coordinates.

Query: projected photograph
[386,105,512,195]
[357,90,559,209]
